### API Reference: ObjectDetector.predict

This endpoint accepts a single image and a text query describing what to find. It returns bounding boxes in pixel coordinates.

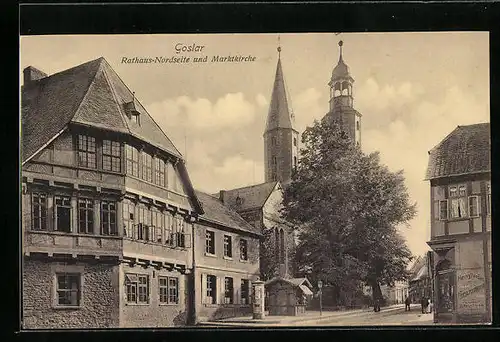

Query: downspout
[190,219,197,325]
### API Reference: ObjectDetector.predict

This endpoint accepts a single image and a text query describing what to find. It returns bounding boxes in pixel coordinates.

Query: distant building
[426,123,491,323]
[408,254,432,304]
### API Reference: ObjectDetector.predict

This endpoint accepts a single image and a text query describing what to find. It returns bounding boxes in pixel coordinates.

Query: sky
[20,32,490,257]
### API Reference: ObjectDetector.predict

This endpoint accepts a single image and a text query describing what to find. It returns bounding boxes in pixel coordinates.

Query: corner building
[21,58,205,328]
[426,123,491,323]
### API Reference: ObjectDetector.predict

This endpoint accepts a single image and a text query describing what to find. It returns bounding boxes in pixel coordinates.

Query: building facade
[408,254,432,304]
[21,58,260,328]
[323,41,362,147]
[217,181,295,281]
[192,191,261,322]
[426,123,491,324]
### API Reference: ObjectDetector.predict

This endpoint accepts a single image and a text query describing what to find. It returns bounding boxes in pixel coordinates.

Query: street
[199,304,435,327]
[305,304,434,326]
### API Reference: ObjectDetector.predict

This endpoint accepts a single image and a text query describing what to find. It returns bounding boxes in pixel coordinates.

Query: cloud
[293,87,324,132]
[256,93,268,107]
[361,78,489,256]
[148,92,256,131]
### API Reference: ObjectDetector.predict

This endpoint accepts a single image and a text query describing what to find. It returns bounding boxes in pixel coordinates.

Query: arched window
[279,228,285,263]
[294,156,297,170]
[334,82,341,97]
[356,121,360,131]
[341,81,350,96]
[271,137,276,146]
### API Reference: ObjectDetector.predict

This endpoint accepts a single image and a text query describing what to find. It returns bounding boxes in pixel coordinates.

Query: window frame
[223,235,233,258]
[142,152,153,183]
[55,272,81,308]
[77,134,97,169]
[78,198,94,234]
[125,273,150,305]
[206,274,217,304]
[438,199,448,221]
[55,195,72,233]
[241,279,250,305]
[102,140,122,173]
[159,276,179,305]
[448,184,468,220]
[224,277,234,304]
[468,195,480,218]
[31,192,47,231]
[101,200,117,236]
[205,230,215,255]
[125,144,140,177]
[239,238,248,261]
[154,157,166,188]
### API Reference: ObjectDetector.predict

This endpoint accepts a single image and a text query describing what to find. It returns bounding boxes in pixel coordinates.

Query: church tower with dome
[323,40,362,147]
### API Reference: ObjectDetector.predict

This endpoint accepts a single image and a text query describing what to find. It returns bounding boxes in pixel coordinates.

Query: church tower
[324,40,362,146]
[264,42,299,185]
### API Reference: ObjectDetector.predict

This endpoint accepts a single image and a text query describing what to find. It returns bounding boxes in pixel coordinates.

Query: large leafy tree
[282,120,416,305]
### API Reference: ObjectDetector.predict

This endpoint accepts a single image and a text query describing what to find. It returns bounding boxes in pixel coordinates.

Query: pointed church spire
[265,39,295,133]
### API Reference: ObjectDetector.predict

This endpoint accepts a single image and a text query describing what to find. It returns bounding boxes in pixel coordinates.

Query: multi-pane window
[240,239,248,261]
[176,217,186,248]
[449,185,467,219]
[125,145,140,177]
[77,135,96,169]
[55,196,72,233]
[159,276,179,304]
[223,235,232,258]
[78,198,94,234]
[164,212,175,247]
[155,158,166,188]
[32,192,47,231]
[205,230,215,255]
[224,277,234,304]
[439,200,448,221]
[122,201,135,238]
[152,210,164,244]
[142,152,153,183]
[56,273,80,307]
[101,201,117,235]
[102,140,121,172]
[241,279,250,305]
[468,196,480,217]
[206,275,216,304]
[167,163,175,191]
[125,274,149,304]
[138,206,152,241]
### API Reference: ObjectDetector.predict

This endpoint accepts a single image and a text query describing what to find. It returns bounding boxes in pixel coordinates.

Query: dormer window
[124,95,141,125]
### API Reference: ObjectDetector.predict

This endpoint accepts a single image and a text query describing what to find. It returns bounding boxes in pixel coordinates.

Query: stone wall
[120,264,188,327]
[22,258,120,329]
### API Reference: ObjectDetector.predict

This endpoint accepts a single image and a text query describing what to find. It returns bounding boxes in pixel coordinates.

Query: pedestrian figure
[428,300,433,314]
[420,296,426,314]
[426,298,431,313]
[404,296,411,311]
[374,298,381,312]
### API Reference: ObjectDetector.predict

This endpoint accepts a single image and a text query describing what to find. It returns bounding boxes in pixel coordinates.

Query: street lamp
[318,280,323,316]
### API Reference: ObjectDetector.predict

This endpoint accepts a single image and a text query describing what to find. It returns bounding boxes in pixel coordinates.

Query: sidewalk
[197,304,408,327]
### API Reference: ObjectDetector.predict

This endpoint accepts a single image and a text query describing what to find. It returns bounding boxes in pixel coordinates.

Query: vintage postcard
[20,32,491,329]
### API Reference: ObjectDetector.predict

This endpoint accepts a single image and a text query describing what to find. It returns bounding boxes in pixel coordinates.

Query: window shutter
[477,196,481,214]
[433,200,439,220]
[201,273,207,304]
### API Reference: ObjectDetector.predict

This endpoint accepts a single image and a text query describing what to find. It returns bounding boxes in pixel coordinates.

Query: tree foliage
[282,120,416,304]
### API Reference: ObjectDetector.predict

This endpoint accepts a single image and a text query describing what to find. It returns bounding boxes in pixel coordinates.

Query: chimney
[23,66,47,85]
[219,190,226,203]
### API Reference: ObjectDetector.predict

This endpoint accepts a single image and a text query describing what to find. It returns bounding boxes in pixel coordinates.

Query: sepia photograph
[19,32,491,329]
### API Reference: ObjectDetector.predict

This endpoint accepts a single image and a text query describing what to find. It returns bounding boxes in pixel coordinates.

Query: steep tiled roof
[195,191,261,236]
[425,123,490,180]
[21,57,181,164]
[265,276,312,289]
[219,181,279,212]
[265,58,296,132]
